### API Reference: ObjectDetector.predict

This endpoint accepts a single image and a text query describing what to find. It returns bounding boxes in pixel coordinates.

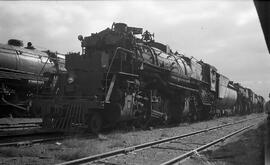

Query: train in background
[32,23,265,133]
[0,39,66,117]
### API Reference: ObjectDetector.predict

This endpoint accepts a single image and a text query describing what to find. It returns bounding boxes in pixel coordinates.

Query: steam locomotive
[0,39,66,117]
[32,23,264,132]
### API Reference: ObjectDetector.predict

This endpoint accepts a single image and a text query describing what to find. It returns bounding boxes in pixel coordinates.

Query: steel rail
[0,136,65,147]
[0,132,96,147]
[0,121,42,125]
[0,122,41,130]
[56,116,263,165]
[160,124,256,165]
[0,125,40,130]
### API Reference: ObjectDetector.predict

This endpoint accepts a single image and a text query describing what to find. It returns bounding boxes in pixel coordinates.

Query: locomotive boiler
[33,23,264,133]
[0,39,65,117]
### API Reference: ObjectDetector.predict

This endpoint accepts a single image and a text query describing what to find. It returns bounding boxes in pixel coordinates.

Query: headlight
[67,73,75,84]
[67,77,74,84]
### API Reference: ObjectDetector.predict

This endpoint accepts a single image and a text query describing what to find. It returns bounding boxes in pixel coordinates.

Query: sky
[0,0,270,100]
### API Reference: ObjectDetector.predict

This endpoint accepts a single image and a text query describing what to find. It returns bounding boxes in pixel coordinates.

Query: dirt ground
[0,113,266,165]
[185,118,269,165]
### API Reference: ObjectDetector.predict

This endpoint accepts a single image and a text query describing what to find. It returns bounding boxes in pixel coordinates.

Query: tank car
[32,23,262,133]
[256,95,265,113]
[251,93,265,113]
[215,75,237,116]
[0,39,65,117]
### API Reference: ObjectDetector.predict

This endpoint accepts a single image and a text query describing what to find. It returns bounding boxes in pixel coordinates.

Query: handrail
[36,54,50,95]
[105,47,135,93]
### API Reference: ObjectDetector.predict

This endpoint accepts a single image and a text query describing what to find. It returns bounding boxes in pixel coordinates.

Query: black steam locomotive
[33,23,264,132]
[0,39,66,117]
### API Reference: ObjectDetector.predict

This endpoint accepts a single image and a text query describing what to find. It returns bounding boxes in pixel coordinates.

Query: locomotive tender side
[215,74,237,115]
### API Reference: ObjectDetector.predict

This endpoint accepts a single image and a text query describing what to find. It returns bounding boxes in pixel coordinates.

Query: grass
[108,140,126,148]
[107,131,148,148]
[0,146,46,158]
[107,134,127,148]
[189,153,218,165]
[62,139,87,148]
[0,147,22,157]
[0,138,111,162]
[56,143,108,161]
[57,149,88,161]
[160,131,169,138]
[56,138,108,161]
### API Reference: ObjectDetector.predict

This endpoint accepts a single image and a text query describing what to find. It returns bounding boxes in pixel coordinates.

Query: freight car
[0,39,66,117]
[32,23,264,133]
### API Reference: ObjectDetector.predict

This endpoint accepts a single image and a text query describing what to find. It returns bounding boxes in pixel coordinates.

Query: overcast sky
[1,0,270,100]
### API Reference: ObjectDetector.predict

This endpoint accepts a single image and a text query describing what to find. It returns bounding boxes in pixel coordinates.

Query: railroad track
[56,115,265,165]
[0,132,65,147]
[0,131,96,147]
[0,135,67,147]
[0,121,41,131]
[0,120,45,142]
